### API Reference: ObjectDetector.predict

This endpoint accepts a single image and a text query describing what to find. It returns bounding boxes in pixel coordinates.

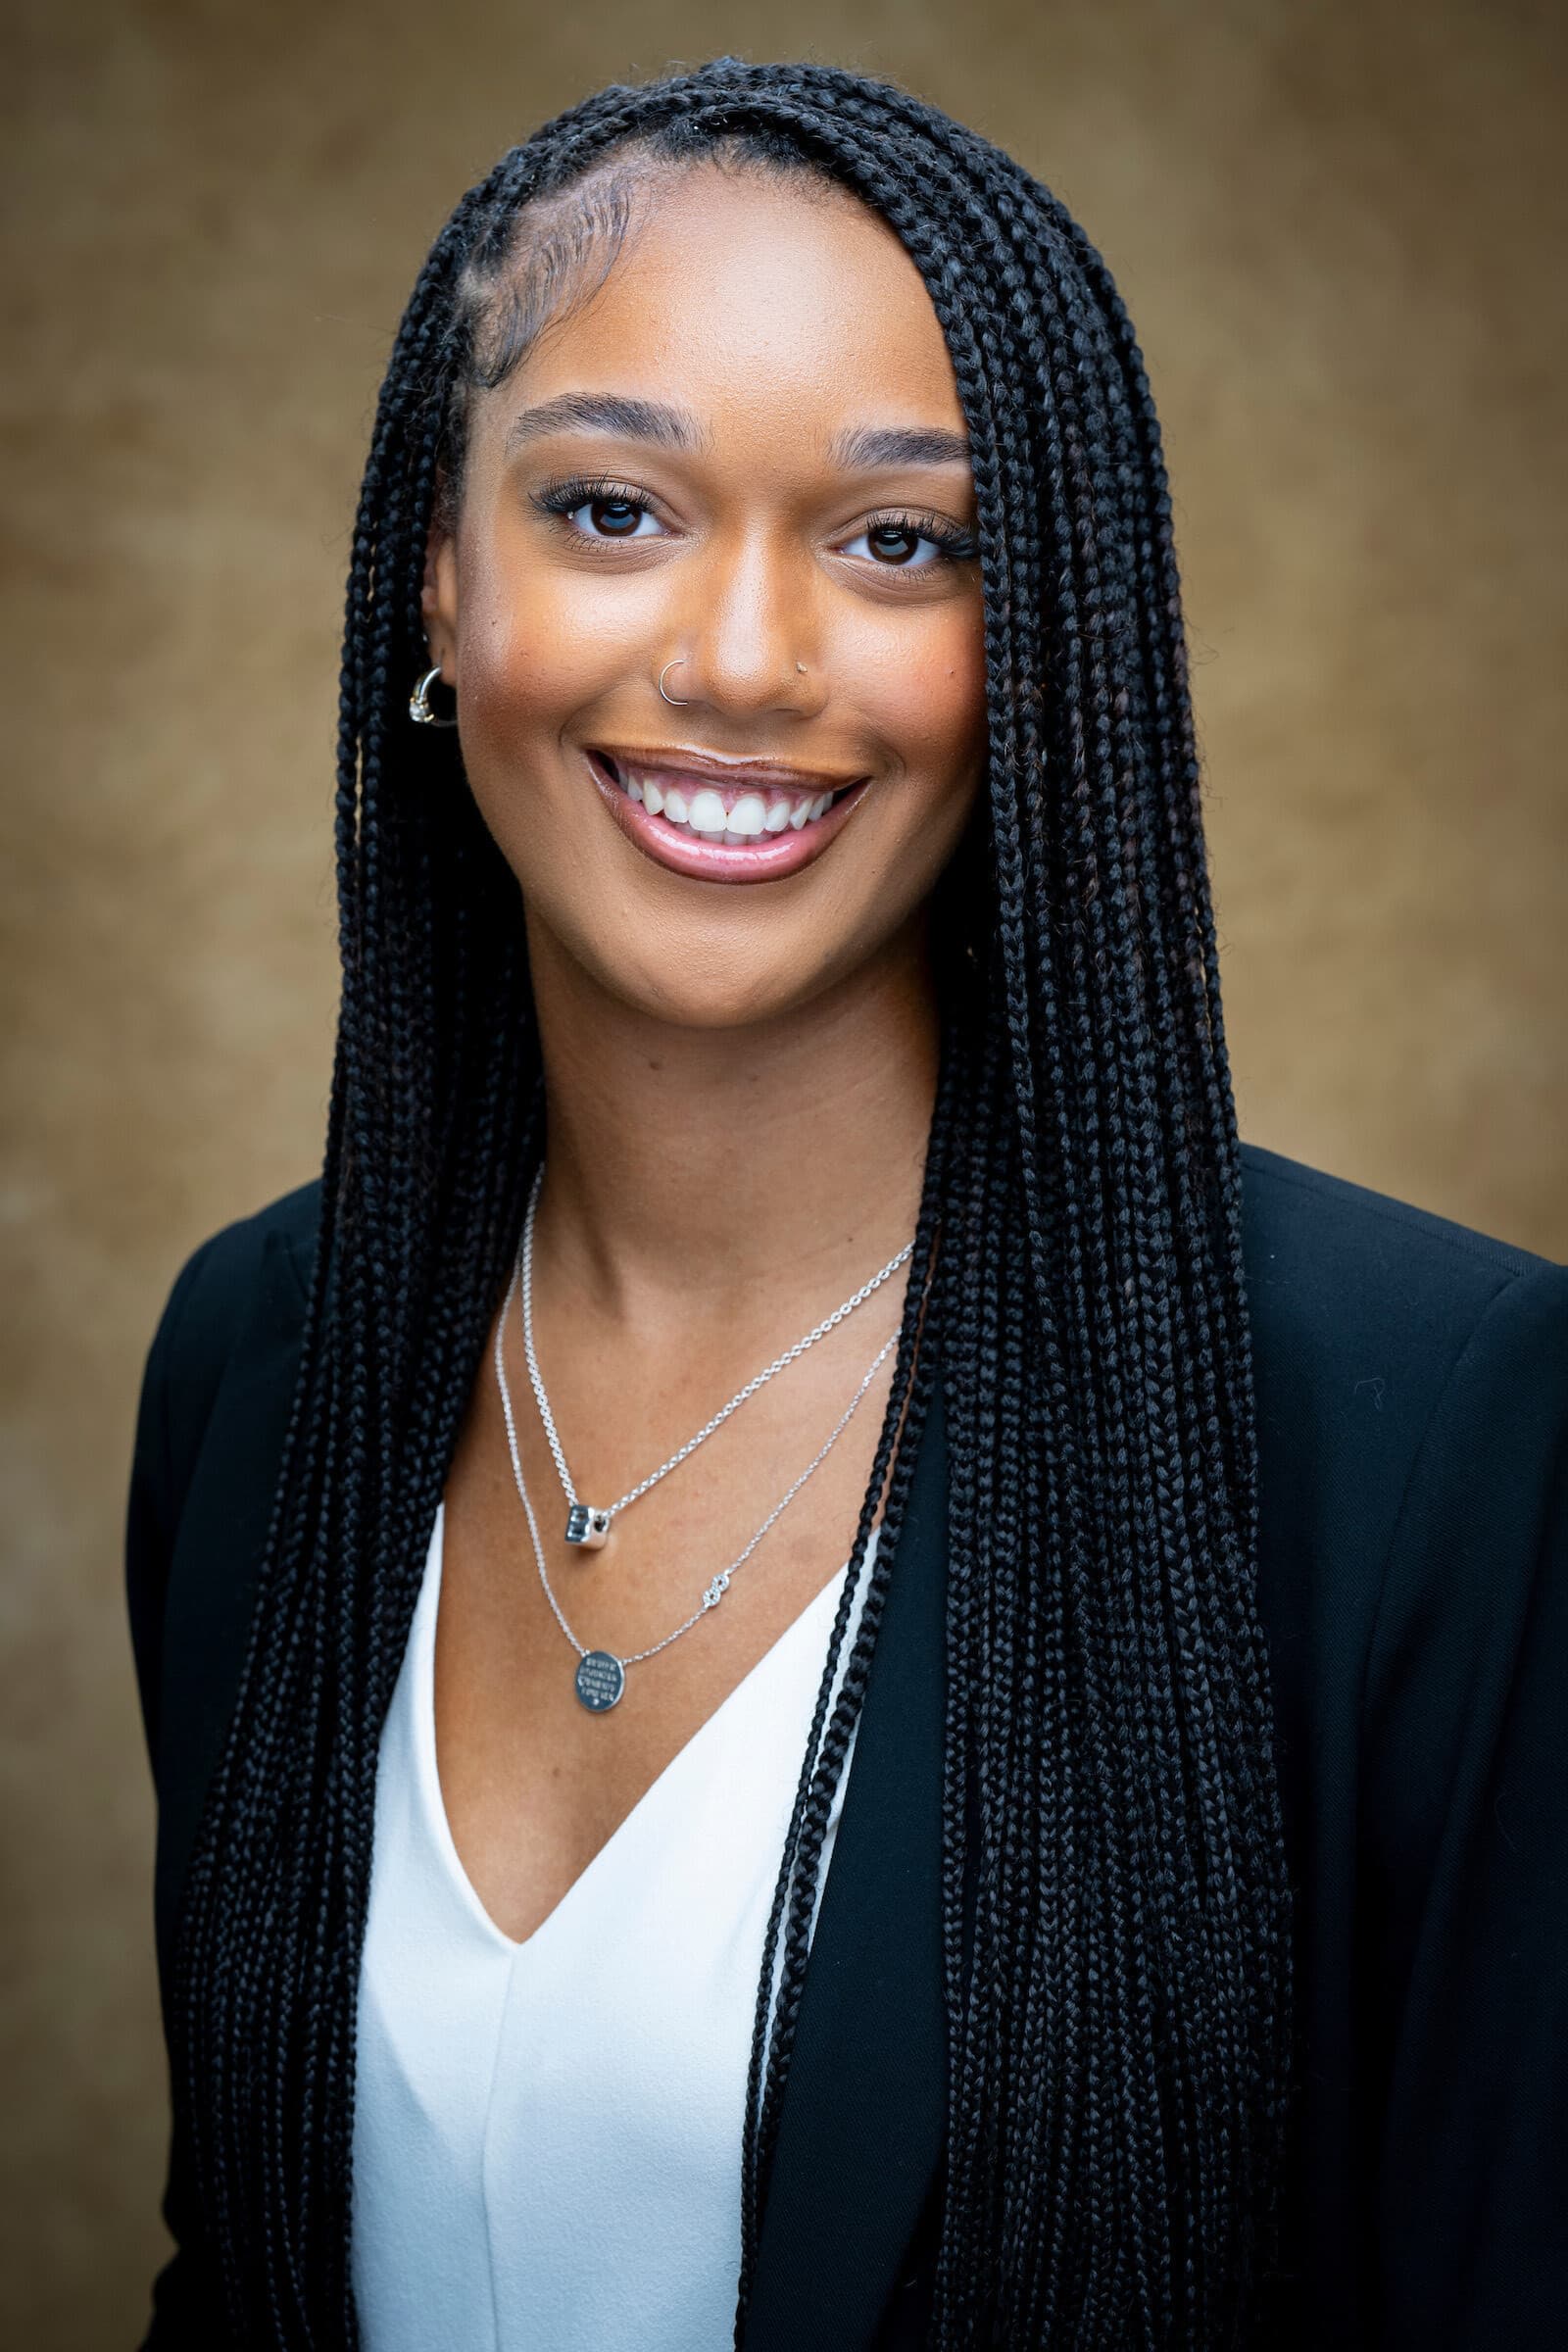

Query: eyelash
[528,475,978,569]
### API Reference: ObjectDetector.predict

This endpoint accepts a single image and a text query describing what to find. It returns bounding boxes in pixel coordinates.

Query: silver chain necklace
[517,1160,913,1550]
[493,1249,897,1711]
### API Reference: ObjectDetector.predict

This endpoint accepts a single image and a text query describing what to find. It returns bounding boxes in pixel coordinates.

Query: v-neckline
[417,1500,877,1959]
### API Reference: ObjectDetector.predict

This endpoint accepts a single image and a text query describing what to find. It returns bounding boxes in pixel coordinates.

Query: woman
[124,56,1567,2352]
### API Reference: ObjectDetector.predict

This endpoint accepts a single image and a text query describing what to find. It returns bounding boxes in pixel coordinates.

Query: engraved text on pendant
[574,1649,625,1712]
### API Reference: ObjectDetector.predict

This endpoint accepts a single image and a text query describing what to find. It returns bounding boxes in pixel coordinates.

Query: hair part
[172,58,1295,2352]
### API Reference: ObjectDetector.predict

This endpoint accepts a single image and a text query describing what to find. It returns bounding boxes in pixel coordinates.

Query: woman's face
[424,161,987,1032]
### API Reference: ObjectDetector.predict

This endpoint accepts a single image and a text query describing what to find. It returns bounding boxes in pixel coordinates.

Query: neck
[525,916,939,1330]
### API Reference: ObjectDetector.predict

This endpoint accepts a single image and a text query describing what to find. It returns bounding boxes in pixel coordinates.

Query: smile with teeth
[598,755,854,845]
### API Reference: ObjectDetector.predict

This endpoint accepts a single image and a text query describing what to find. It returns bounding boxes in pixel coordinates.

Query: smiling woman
[124,54,1568,2352]
[424,161,985,976]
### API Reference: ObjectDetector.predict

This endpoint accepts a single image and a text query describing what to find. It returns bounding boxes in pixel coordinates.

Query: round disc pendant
[574,1649,625,1713]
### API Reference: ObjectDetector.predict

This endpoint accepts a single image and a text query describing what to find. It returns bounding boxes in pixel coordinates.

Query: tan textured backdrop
[3,0,1564,2338]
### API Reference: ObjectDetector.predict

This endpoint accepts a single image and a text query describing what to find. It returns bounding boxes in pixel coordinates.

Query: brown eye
[842,514,969,574]
[591,497,644,536]
[867,523,923,565]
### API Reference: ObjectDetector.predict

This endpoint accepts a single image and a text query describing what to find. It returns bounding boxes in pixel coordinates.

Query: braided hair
[172,58,1294,2349]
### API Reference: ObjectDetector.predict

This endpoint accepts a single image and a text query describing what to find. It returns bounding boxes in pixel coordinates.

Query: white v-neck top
[350,1501,878,2352]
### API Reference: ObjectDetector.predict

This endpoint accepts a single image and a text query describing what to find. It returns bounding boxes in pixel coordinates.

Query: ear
[420,497,461,681]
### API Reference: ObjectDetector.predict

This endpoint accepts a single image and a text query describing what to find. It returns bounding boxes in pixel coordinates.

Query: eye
[565,493,662,540]
[531,477,667,541]
[841,513,977,571]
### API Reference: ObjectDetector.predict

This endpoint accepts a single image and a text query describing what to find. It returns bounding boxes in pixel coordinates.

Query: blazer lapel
[742,1379,950,2351]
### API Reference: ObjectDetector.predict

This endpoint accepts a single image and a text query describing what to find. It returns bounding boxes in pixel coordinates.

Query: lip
[584,748,871,886]
[592,742,866,794]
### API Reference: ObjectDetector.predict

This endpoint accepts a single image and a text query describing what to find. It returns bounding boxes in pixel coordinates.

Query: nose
[667,529,824,719]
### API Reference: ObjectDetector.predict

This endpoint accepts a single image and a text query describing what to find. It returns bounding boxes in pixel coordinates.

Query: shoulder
[1236,1138,1567,1762]
[1237,1139,1565,1458]
[160,1177,321,1370]
[1239,1136,1558,1334]
[168,1176,322,1338]
[136,1178,323,1533]
[1236,1138,1565,1661]
[1235,1152,1568,2332]
[125,1178,324,1810]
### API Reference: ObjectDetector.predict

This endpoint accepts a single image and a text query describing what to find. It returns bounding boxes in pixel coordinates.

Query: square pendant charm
[564,1503,611,1549]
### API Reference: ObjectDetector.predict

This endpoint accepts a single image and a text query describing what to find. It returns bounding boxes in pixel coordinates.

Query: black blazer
[125,1143,1568,2349]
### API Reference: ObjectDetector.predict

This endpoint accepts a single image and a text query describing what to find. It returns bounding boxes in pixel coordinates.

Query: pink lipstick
[585,746,870,885]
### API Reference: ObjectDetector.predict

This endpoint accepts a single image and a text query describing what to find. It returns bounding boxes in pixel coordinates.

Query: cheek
[452,525,645,748]
[845,600,988,798]
[822,602,987,962]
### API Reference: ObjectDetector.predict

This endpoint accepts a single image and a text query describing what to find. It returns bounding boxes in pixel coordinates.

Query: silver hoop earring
[409,665,459,728]
[658,660,690,707]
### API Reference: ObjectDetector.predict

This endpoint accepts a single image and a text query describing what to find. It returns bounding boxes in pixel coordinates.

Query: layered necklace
[494,1163,911,1712]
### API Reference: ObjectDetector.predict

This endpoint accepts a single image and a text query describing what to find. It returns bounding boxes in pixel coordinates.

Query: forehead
[488,162,965,455]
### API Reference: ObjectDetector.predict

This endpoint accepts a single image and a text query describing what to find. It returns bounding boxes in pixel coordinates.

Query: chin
[594,947,833,1037]
[514,834,940,1041]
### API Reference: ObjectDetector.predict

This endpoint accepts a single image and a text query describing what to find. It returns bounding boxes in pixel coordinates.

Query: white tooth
[687,788,729,836]
[810,793,829,821]
[626,777,644,804]
[643,780,664,816]
[662,787,690,825]
[789,802,810,830]
[727,795,766,838]
[722,830,748,846]
[763,798,792,833]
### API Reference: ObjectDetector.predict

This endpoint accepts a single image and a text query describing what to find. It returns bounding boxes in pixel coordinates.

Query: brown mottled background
[3,0,1564,2339]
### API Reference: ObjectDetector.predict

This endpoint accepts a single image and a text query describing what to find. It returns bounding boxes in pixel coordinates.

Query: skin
[423,159,987,1943]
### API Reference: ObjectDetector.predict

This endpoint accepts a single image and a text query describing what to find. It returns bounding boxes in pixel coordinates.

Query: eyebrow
[828,422,971,470]
[505,393,706,456]
[505,393,970,473]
